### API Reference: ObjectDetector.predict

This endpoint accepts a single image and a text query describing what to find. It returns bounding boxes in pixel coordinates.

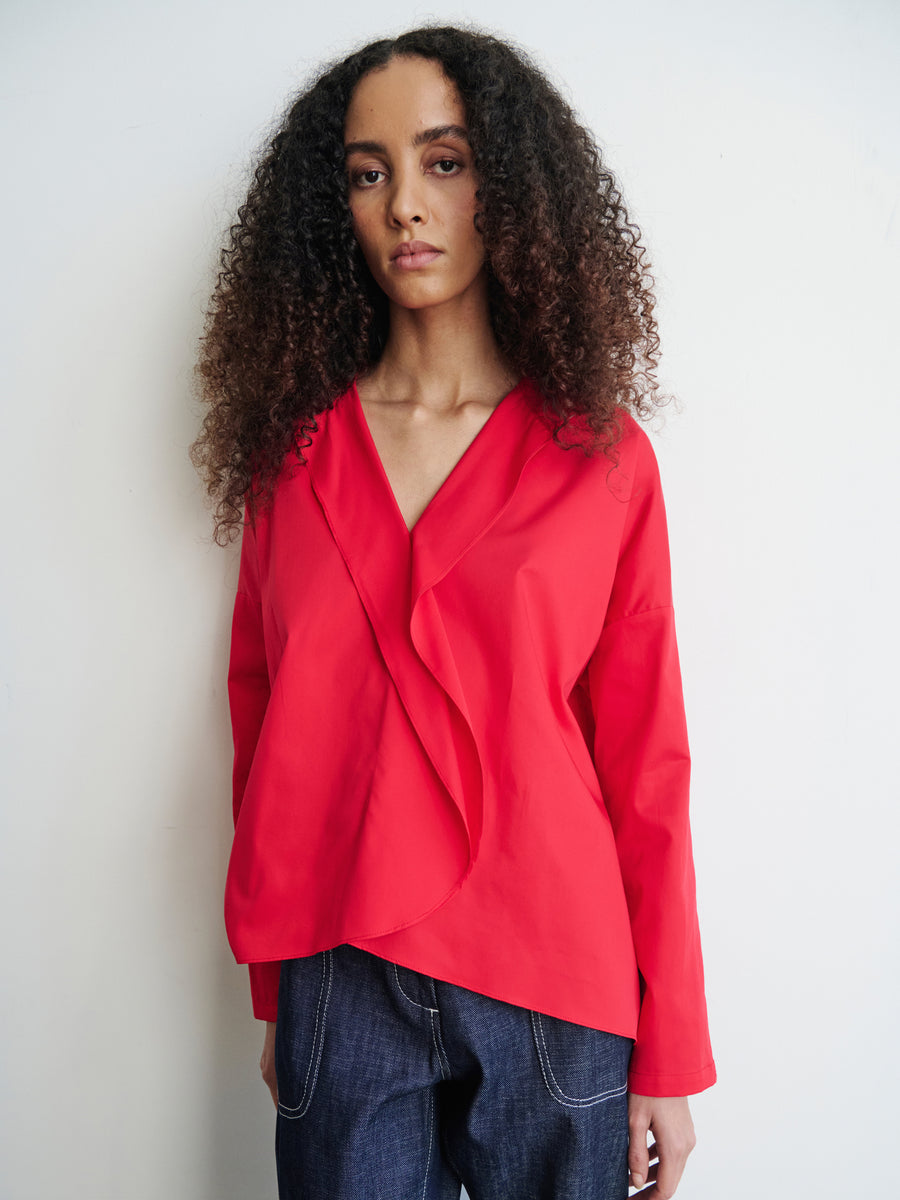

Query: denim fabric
[275,944,632,1200]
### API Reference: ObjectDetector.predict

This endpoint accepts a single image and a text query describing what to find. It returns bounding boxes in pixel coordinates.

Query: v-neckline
[305,375,554,607]
[350,379,523,537]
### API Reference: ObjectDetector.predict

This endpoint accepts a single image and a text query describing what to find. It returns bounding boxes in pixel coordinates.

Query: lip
[390,240,442,270]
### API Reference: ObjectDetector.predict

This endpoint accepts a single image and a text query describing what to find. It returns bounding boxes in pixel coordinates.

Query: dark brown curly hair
[193,25,665,543]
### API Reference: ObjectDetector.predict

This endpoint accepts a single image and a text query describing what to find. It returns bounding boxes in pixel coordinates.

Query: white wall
[1,1,897,1196]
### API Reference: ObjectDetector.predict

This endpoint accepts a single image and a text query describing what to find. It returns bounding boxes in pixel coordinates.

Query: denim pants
[275,944,632,1200]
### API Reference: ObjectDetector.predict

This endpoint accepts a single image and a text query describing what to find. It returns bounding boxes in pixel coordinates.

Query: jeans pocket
[275,950,333,1120]
[530,1010,631,1108]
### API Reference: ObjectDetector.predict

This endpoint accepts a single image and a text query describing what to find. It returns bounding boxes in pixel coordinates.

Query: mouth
[390,240,442,270]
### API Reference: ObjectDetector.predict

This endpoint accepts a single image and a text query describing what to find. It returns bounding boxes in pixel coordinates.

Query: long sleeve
[588,432,715,1095]
[227,518,281,1020]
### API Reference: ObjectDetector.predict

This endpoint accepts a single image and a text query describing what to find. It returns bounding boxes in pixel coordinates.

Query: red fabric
[225,380,716,1096]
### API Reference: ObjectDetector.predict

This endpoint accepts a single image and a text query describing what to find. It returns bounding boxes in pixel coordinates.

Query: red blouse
[225,380,716,1096]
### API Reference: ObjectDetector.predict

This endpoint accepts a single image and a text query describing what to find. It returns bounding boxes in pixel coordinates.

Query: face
[344,55,485,315]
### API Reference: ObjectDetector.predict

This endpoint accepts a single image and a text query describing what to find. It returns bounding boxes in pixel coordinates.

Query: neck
[365,284,516,410]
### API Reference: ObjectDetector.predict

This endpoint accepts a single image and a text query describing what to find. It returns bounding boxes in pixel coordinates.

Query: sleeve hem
[252,996,278,1022]
[248,961,281,1022]
[627,1061,717,1097]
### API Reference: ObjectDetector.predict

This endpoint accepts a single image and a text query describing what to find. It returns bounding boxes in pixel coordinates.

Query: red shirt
[226,380,716,1096]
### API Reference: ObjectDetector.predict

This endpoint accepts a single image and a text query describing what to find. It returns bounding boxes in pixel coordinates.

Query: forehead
[344,55,466,142]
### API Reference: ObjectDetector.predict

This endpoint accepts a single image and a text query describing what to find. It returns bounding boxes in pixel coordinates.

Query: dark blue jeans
[275,944,632,1199]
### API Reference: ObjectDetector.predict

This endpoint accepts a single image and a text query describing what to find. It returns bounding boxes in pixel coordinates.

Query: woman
[194,25,715,1200]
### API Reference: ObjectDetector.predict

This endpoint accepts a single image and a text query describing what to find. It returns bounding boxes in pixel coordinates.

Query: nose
[388,165,427,228]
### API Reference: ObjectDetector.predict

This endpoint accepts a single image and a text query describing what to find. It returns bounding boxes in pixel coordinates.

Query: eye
[431,158,461,176]
[353,168,386,188]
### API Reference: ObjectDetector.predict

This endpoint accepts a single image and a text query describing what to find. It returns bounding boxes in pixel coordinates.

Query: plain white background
[1,1,897,1196]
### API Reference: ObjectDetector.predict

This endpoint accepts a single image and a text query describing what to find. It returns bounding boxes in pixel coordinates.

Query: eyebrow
[344,124,470,157]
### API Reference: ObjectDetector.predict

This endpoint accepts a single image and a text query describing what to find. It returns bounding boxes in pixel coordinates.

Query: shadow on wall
[163,451,280,1196]
[193,575,280,1200]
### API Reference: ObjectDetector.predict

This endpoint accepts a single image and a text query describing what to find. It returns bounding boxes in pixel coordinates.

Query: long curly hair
[193,25,665,543]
